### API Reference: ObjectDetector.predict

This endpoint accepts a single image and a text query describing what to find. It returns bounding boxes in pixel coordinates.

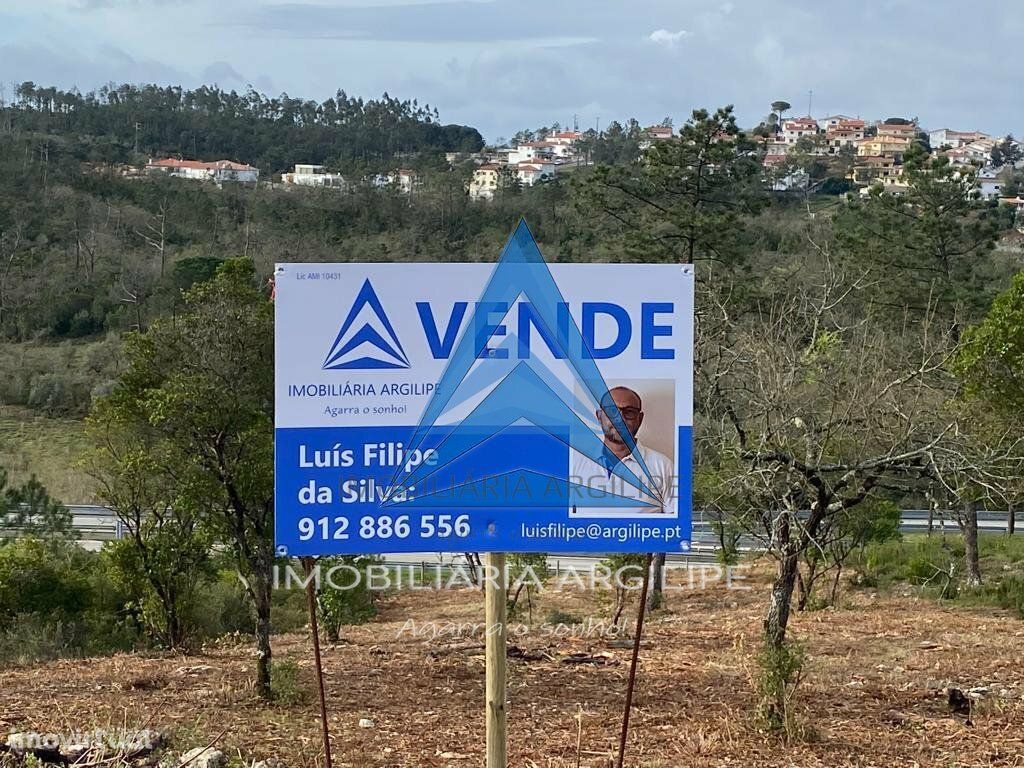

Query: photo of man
[569,384,676,516]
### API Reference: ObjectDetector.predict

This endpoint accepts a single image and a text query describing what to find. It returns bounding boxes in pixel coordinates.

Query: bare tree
[135,197,170,276]
[697,250,964,724]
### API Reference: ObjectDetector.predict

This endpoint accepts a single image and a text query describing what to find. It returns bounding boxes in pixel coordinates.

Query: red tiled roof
[875,122,916,133]
[148,158,257,171]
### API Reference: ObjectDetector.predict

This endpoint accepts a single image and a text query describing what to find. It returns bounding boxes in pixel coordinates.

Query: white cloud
[648,28,688,48]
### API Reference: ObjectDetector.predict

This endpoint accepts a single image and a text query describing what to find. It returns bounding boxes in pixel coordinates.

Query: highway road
[51,505,1019,559]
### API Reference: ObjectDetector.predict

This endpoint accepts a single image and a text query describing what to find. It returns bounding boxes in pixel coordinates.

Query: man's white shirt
[568,442,676,517]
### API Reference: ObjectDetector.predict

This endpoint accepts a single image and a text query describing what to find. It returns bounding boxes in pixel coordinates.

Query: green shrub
[859,534,1024,606]
[756,638,806,737]
[858,535,960,588]
[271,658,309,705]
[26,372,90,416]
[187,569,254,638]
[545,609,581,626]
[102,531,212,649]
[271,584,310,634]
[317,555,381,640]
[977,573,1024,618]
[0,539,140,665]
[507,552,550,619]
[0,614,81,665]
[0,538,91,616]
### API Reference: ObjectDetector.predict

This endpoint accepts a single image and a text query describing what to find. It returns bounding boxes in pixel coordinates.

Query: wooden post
[616,553,654,768]
[484,552,508,768]
[301,557,333,768]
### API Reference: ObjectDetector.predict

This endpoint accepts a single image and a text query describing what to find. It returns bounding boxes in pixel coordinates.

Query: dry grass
[2,566,1023,767]
[0,405,96,502]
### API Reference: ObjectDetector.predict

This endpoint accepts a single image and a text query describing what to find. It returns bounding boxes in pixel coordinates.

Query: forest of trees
[1,82,484,172]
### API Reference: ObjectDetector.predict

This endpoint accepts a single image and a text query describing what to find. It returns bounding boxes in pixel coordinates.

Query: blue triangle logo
[323,279,410,370]
[384,218,663,509]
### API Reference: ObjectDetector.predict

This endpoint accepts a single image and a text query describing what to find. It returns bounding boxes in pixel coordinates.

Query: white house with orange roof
[516,160,557,186]
[825,119,866,152]
[146,157,259,183]
[781,117,819,145]
[509,141,558,164]
[639,125,674,150]
[547,130,581,147]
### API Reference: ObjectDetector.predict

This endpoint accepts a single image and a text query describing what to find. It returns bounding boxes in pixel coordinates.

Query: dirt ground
[2,564,1024,768]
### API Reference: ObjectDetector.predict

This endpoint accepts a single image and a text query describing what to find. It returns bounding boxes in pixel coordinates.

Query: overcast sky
[1,0,1021,141]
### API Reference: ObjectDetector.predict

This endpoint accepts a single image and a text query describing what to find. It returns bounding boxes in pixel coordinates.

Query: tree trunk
[253,571,273,697]
[963,500,982,588]
[829,564,843,607]
[646,553,666,612]
[764,549,799,651]
[1008,503,1015,536]
[795,567,808,612]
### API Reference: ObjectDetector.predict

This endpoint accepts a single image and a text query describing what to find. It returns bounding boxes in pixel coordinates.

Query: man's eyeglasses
[602,406,642,420]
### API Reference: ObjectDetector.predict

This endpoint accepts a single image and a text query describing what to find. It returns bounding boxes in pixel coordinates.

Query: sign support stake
[615,553,654,768]
[484,551,508,768]
[302,556,334,768]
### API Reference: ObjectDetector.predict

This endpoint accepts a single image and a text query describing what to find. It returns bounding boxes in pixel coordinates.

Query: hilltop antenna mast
[807,89,813,117]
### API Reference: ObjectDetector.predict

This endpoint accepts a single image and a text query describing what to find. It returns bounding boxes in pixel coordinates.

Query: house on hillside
[943,146,974,166]
[975,168,1005,200]
[825,119,866,152]
[516,160,557,187]
[850,154,902,186]
[639,125,674,151]
[781,117,819,145]
[509,141,558,164]
[875,121,918,140]
[547,131,582,150]
[469,164,501,201]
[856,135,912,161]
[929,128,989,149]
[817,114,856,131]
[146,158,259,183]
[371,169,419,194]
[999,196,1024,220]
[962,138,998,165]
[550,130,581,141]
[281,164,347,189]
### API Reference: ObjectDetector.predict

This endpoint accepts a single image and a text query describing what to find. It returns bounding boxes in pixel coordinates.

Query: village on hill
[136,109,1024,223]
